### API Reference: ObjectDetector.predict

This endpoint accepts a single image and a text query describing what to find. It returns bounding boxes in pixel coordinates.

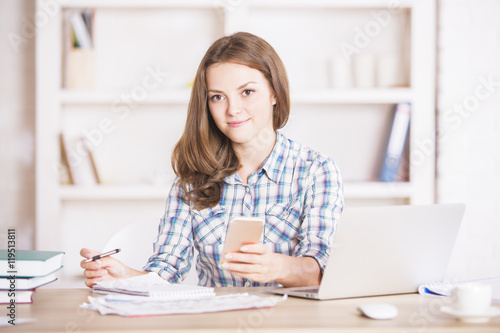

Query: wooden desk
[3,288,499,332]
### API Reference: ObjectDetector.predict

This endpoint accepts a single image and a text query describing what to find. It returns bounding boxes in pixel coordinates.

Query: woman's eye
[242,89,254,96]
[210,95,223,102]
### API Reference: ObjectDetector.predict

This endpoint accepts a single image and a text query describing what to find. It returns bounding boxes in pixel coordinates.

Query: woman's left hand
[221,244,280,284]
[221,244,321,287]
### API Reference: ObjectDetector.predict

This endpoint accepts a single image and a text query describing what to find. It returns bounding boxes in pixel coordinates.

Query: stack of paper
[83,293,283,316]
[82,273,284,317]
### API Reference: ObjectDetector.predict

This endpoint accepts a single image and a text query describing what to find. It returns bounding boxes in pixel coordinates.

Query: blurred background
[1,0,499,287]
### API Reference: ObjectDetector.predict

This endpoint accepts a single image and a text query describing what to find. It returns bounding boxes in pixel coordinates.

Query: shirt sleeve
[143,178,194,283]
[295,157,344,272]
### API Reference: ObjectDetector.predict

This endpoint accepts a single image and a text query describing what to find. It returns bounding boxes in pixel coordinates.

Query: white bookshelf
[36,0,436,285]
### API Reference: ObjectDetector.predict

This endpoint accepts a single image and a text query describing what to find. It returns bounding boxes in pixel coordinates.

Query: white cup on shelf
[328,55,353,89]
[377,54,401,88]
[353,53,376,88]
[451,283,492,314]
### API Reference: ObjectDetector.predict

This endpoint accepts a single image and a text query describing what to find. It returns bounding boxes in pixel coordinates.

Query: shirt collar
[259,131,288,184]
[224,131,289,185]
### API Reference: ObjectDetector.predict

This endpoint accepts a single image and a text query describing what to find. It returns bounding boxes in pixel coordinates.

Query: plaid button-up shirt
[144,132,344,287]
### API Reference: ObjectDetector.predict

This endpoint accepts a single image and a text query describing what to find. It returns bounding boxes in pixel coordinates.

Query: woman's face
[206,62,276,149]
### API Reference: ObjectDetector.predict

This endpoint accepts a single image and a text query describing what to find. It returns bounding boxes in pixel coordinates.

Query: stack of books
[0,250,64,304]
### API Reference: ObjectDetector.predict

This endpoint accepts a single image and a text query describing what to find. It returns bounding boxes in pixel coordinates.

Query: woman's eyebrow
[208,81,257,93]
[237,81,257,89]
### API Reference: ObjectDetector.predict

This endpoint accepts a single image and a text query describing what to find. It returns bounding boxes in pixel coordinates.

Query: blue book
[380,103,411,182]
[0,250,64,278]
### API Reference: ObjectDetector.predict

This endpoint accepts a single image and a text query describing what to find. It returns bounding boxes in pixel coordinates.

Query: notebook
[419,276,500,302]
[93,272,216,301]
[272,203,465,300]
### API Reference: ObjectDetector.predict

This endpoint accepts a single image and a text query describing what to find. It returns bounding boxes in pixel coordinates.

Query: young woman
[81,32,343,288]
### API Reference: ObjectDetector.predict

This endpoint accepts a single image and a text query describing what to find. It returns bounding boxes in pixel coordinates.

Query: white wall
[0,0,36,249]
[437,0,500,280]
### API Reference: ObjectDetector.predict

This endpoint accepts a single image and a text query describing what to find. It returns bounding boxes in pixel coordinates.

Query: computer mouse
[357,303,398,320]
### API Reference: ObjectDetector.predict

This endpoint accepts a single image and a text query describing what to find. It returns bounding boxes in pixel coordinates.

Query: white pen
[84,248,121,263]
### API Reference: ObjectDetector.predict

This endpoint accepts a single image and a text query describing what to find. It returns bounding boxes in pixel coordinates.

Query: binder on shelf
[59,133,75,184]
[380,102,411,182]
[65,9,95,89]
[59,133,101,186]
[88,149,101,184]
[81,10,94,40]
[69,11,92,49]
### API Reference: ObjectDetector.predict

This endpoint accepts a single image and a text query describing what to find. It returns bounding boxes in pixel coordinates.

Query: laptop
[272,203,465,300]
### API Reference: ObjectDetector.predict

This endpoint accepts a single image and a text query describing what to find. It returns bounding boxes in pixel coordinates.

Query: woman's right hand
[80,248,145,288]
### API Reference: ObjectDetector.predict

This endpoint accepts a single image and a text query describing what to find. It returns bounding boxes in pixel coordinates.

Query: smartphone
[220,217,264,263]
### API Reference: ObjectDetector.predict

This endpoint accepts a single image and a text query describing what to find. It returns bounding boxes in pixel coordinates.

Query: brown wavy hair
[172,32,290,209]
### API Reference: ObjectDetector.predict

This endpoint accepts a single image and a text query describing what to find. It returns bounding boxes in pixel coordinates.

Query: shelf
[59,184,170,200]
[249,0,413,9]
[61,0,414,10]
[344,182,413,199]
[292,88,412,104]
[61,0,225,9]
[59,89,191,105]
[59,88,411,106]
[59,182,412,201]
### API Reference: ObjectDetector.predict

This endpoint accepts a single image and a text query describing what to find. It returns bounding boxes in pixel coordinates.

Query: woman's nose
[227,97,242,116]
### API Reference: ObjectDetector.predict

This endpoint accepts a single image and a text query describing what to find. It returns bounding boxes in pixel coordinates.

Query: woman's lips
[227,119,249,128]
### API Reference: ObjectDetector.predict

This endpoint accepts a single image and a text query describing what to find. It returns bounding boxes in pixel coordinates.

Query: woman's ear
[271,95,277,106]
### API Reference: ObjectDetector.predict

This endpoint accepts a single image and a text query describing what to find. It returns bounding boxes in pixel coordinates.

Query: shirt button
[244,281,251,287]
